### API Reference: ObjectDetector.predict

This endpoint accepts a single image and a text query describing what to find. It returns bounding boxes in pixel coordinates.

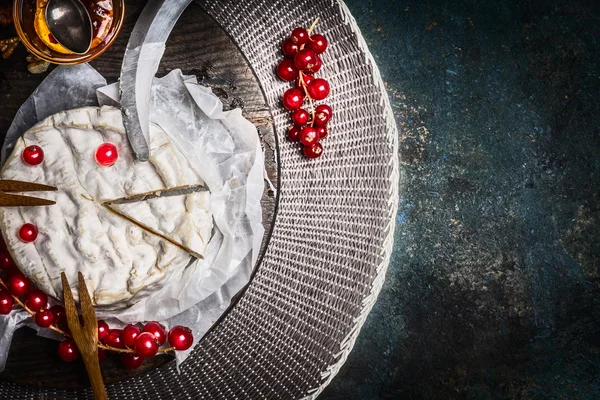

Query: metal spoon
[45,0,93,54]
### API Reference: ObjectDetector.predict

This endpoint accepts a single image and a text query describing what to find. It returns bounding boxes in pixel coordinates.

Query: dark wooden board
[0,1,277,388]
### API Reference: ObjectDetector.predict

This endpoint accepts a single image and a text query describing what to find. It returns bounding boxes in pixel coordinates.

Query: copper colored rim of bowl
[12,0,125,65]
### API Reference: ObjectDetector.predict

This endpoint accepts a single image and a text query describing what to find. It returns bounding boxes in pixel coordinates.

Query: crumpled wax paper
[0,64,265,370]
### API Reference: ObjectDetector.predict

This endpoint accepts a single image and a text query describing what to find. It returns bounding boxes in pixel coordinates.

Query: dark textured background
[321,0,600,399]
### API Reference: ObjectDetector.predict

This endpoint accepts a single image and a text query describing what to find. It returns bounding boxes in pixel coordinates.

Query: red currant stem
[97,343,175,355]
[298,73,316,127]
[307,18,319,35]
[0,277,175,355]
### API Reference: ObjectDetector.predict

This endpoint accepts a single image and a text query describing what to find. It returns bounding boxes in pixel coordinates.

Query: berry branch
[0,246,194,369]
[277,19,332,158]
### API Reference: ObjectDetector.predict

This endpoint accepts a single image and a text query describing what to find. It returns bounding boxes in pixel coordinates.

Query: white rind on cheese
[0,106,212,308]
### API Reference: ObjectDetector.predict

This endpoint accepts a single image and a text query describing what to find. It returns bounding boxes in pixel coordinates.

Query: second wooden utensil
[61,272,108,400]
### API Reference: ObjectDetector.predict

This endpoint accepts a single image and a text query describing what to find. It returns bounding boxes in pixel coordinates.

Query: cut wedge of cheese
[105,191,211,259]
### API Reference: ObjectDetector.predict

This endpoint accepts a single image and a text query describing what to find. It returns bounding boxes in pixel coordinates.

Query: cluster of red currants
[277,21,333,158]
[0,239,193,370]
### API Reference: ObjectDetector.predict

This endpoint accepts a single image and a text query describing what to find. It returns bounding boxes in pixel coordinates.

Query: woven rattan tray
[0,0,398,398]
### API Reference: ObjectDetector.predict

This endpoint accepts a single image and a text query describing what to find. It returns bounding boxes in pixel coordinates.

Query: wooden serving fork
[61,272,108,400]
[0,180,57,207]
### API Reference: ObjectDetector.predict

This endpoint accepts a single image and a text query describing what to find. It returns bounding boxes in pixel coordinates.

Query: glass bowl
[13,0,125,65]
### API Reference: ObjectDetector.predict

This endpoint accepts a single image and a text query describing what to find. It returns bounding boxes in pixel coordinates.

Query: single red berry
[21,145,44,166]
[277,59,299,82]
[300,126,319,146]
[18,223,38,243]
[307,55,322,74]
[287,126,301,142]
[121,353,144,370]
[314,104,332,126]
[97,320,109,340]
[282,38,299,58]
[0,290,14,314]
[307,34,328,54]
[122,324,142,348]
[317,126,329,140]
[25,289,48,312]
[135,332,159,358]
[105,329,125,348]
[291,109,310,126]
[95,143,119,167]
[0,251,15,271]
[35,308,55,327]
[142,321,167,346]
[168,326,194,351]
[7,272,30,296]
[294,49,318,71]
[58,338,79,362]
[98,348,107,363]
[297,73,314,88]
[307,78,330,100]
[282,88,305,110]
[304,142,324,159]
[290,27,309,45]
[49,305,66,328]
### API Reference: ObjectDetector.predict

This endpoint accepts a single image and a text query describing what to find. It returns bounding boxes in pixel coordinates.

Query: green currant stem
[0,276,174,354]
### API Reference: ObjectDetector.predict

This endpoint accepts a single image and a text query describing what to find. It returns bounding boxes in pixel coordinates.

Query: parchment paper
[0,64,265,370]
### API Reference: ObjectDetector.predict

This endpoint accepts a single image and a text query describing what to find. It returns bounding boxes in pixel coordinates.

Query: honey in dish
[22,0,113,55]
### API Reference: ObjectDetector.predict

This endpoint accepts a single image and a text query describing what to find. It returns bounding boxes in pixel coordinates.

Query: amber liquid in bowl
[14,0,124,65]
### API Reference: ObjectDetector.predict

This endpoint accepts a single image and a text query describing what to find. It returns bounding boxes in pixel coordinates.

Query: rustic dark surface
[0,1,276,388]
[321,0,600,399]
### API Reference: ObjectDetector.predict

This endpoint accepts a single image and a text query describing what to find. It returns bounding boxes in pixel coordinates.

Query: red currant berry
[105,329,125,348]
[307,34,328,54]
[122,324,141,348]
[314,104,332,126]
[287,126,301,142]
[291,109,310,126]
[135,332,159,358]
[25,289,48,312]
[297,73,314,88]
[294,49,318,71]
[35,308,54,327]
[21,145,44,166]
[142,321,167,346]
[97,320,109,340]
[121,353,144,370]
[168,326,194,351]
[95,143,119,167]
[18,223,38,243]
[7,272,30,296]
[282,88,305,110]
[290,27,309,45]
[304,142,324,159]
[307,55,322,74]
[282,38,299,58]
[317,126,329,140]
[0,290,14,314]
[307,78,330,101]
[98,348,107,363]
[0,251,15,271]
[50,305,66,328]
[276,59,299,82]
[299,126,319,146]
[58,338,79,362]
